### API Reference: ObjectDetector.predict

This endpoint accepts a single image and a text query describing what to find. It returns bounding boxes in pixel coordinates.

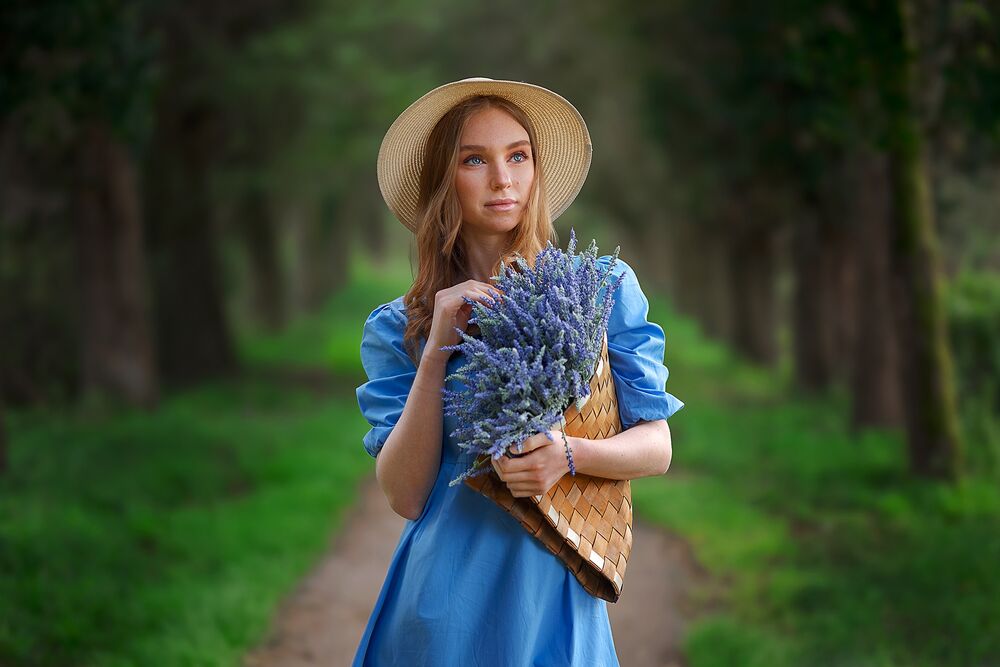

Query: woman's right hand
[423,280,501,364]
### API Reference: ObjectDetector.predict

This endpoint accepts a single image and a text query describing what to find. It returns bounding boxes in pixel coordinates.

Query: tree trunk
[662,217,690,314]
[75,121,159,407]
[358,193,387,266]
[700,227,734,343]
[0,401,7,475]
[792,213,837,391]
[337,174,382,291]
[642,210,678,296]
[668,221,701,320]
[793,156,863,395]
[637,216,667,292]
[828,220,858,384]
[881,0,963,478]
[296,192,341,313]
[287,200,320,316]
[849,150,904,428]
[239,188,286,331]
[671,220,733,343]
[728,227,778,366]
[144,99,237,386]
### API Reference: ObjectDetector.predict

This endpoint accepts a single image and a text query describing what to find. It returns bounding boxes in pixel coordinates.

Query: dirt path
[243,475,705,666]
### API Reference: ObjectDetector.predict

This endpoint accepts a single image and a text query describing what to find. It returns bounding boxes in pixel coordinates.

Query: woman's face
[454,107,535,236]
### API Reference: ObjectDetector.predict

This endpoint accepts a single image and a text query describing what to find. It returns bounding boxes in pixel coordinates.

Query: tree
[1,0,160,407]
[76,120,159,405]
[877,0,963,478]
[0,401,6,475]
[141,0,307,385]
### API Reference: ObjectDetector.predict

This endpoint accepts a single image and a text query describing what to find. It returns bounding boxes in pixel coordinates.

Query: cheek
[520,165,535,190]
[454,173,477,202]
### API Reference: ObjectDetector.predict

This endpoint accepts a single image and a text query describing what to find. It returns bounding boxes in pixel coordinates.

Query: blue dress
[352,256,684,666]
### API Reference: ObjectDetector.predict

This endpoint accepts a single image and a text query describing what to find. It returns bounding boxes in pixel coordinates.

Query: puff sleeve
[355,300,417,459]
[601,256,685,429]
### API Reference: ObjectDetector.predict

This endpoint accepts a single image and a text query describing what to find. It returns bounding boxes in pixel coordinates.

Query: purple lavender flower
[441,228,626,487]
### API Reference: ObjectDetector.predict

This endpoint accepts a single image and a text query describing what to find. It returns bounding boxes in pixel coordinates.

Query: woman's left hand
[491,430,572,498]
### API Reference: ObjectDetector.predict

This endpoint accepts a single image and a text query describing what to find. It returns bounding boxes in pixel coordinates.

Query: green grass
[1,380,373,666]
[633,296,1000,667]
[0,252,412,666]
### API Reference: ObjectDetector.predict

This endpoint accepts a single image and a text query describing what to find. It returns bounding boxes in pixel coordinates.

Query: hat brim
[377,78,593,232]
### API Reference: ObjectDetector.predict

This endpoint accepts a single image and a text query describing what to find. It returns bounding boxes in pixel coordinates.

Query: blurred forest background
[1,0,998,665]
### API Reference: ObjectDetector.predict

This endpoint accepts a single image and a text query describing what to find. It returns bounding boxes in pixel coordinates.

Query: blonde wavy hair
[402,95,556,365]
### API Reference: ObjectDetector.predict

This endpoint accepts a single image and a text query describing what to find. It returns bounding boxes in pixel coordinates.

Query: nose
[490,161,512,190]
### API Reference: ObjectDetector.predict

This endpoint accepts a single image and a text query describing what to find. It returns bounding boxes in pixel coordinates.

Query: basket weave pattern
[464,335,632,603]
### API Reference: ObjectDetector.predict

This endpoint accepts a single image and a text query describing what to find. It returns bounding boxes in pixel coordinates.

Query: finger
[517,432,551,454]
[458,287,494,306]
[506,442,528,457]
[459,292,491,316]
[500,471,538,484]
[516,439,537,454]
[470,284,503,304]
[508,485,542,498]
[498,454,532,472]
[498,455,540,475]
[493,456,514,478]
[509,439,532,455]
[481,284,505,302]
[470,290,500,309]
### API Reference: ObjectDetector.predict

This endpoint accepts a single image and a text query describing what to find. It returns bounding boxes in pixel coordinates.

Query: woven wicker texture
[464,334,631,603]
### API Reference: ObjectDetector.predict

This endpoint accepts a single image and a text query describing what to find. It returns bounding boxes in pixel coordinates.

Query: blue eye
[463,151,529,166]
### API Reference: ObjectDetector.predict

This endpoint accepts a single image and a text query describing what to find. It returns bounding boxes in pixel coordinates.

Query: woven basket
[464,334,631,603]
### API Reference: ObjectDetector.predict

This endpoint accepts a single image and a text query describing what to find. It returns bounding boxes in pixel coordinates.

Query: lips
[485,198,517,210]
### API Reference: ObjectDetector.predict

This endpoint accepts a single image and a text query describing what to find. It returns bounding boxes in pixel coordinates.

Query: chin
[474,217,520,234]
[497,218,522,234]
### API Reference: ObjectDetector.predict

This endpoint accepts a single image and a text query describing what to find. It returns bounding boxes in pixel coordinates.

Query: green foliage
[0,0,158,143]
[236,249,413,371]
[1,0,998,662]
[0,260,404,666]
[942,1,1000,150]
[0,212,79,404]
[1,381,371,665]
[947,270,1000,477]
[214,0,444,203]
[685,616,795,667]
[634,0,1000,245]
[633,295,1000,667]
[948,270,1000,401]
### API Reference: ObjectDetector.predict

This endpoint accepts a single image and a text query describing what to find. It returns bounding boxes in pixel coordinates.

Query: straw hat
[377,77,593,232]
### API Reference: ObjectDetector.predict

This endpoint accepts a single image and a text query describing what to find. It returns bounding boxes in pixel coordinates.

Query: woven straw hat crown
[377,77,593,232]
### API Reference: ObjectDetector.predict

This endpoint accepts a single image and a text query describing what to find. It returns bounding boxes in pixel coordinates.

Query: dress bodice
[356,254,684,463]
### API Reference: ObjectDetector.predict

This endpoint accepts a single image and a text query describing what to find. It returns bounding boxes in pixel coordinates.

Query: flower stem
[561,426,576,476]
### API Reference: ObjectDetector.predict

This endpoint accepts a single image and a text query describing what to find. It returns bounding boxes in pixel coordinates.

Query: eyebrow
[459,140,531,151]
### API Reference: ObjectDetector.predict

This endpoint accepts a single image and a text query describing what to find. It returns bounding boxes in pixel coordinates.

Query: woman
[354,78,684,666]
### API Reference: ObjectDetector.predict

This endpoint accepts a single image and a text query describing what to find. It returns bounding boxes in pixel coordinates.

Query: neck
[460,229,508,282]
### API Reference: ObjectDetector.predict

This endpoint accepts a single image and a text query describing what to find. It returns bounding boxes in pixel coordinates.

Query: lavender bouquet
[441,229,626,487]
